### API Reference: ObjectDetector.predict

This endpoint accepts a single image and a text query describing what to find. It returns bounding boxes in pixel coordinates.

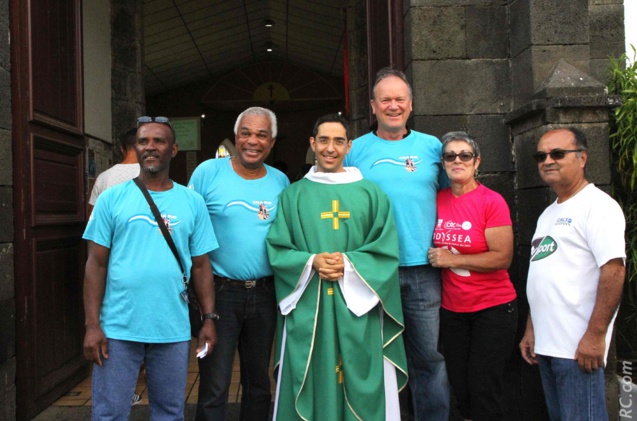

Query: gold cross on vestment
[320,200,350,230]
[335,355,344,384]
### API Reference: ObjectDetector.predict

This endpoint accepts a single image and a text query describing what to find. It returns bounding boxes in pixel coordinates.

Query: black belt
[215,276,272,289]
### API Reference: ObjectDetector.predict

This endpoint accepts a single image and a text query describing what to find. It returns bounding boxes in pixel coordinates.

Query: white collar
[304,166,363,185]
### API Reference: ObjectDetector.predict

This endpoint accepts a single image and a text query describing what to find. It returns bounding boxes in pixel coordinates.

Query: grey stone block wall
[413,115,468,139]
[412,59,511,115]
[515,184,555,269]
[466,6,508,59]
[111,0,145,141]
[405,0,514,177]
[405,4,508,62]
[403,0,624,418]
[403,1,622,278]
[404,1,515,177]
[478,172,516,215]
[513,127,543,190]
[531,0,589,45]
[589,3,625,60]
[589,2,626,82]
[513,121,611,194]
[405,6,465,61]
[347,0,369,138]
[406,0,509,6]
[580,123,611,185]
[0,18,8,72]
[508,0,625,108]
[511,45,591,107]
[0,188,11,244]
[0,298,14,364]
[0,71,10,131]
[0,129,11,186]
[466,114,514,172]
[0,358,16,421]
[510,0,589,58]
[0,244,13,304]
[413,114,514,172]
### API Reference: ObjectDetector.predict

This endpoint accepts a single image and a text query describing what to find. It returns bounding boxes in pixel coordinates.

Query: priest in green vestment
[266,114,408,421]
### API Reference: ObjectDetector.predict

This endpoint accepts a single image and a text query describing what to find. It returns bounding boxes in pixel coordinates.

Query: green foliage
[608,46,637,357]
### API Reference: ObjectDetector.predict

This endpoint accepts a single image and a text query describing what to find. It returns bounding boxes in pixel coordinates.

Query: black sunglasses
[442,151,476,162]
[137,116,173,128]
[533,149,582,163]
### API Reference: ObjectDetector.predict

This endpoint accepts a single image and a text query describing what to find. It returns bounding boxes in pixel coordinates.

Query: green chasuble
[266,168,408,421]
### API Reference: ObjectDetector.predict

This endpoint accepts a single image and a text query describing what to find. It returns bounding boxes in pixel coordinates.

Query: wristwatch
[201,312,220,321]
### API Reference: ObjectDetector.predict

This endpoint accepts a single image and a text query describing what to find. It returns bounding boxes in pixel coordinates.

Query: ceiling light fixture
[265,19,274,27]
[266,42,273,52]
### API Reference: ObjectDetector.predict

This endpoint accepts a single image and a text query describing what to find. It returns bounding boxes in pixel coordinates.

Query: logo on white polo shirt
[530,236,557,261]
[555,217,573,226]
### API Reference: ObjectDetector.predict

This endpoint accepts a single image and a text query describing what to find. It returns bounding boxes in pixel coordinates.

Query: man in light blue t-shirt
[189,107,289,421]
[344,67,450,421]
[83,118,219,419]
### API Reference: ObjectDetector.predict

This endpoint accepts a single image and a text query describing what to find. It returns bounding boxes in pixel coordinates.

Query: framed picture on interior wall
[171,117,201,151]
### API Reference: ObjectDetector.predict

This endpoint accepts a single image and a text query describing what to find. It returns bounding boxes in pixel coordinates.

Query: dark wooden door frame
[366,0,405,122]
[11,0,88,419]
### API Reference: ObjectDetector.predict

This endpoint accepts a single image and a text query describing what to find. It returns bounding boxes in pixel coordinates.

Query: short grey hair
[234,107,278,138]
[440,131,481,157]
[372,67,413,100]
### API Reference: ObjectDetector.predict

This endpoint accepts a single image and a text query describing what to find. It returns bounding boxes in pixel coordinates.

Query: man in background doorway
[87,126,142,404]
[88,127,140,216]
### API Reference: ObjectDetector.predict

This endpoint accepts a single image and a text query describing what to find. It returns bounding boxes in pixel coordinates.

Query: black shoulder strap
[133,177,185,276]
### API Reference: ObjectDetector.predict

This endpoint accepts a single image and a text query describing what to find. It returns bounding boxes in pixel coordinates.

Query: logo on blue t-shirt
[371,155,422,172]
[127,213,182,234]
[225,200,276,220]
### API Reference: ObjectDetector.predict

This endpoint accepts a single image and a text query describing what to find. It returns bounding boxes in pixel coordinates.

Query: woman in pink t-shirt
[428,131,517,421]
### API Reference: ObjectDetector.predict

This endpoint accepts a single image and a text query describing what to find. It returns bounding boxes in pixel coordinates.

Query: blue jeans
[92,339,190,421]
[440,300,518,421]
[196,279,277,421]
[537,355,608,421]
[399,264,450,421]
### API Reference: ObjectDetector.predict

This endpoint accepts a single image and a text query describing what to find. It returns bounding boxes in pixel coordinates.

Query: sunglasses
[442,151,476,162]
[533,149,582,163]
[137,116,173,128]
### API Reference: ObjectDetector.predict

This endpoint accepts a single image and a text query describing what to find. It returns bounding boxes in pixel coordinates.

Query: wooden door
[11,0,88,418]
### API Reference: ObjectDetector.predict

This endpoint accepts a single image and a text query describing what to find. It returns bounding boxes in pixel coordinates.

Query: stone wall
[111,0,145,152]
[402,1,524,417]
[347,0,370,138]
[400,0,624,419]
[403,0,516,276]
[392,0,622,266]
[0,0,15,418]
[589,0,625,84]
